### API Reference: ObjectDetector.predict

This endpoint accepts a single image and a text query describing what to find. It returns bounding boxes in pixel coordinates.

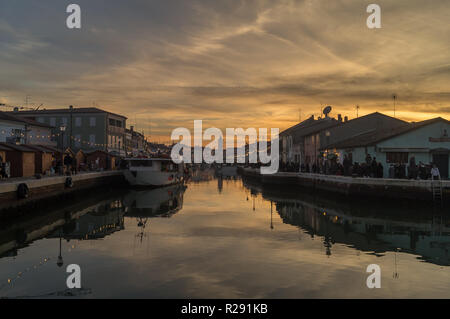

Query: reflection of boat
[218,165,238,177]
[123,158,184,187]
[123,184,186,218]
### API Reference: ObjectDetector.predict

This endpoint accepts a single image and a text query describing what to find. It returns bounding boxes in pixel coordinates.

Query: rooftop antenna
[356,105,360,118]
[25,95,31,106]
[323,105,332,118]
[392,94,397,118]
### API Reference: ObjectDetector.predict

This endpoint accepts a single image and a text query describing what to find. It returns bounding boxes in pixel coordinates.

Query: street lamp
[60,124,67,150]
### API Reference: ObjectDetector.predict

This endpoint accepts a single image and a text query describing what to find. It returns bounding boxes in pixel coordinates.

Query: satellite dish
[323,106,332,116]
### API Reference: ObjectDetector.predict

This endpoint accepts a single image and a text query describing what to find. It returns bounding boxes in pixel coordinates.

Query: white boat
[123,157,184,187]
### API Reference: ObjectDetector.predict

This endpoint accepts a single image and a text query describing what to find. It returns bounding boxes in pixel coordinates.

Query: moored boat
[123,157,184,187]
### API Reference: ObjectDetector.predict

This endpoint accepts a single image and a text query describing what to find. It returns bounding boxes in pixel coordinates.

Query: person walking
[343,155,351,176]
[377,162,384,178]
[431,164,441,180]
[371,157,378,178]
[63,153,72,175]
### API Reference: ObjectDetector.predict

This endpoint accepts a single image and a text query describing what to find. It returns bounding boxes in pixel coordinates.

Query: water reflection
[242,177,450,266]
[0,174,448,298]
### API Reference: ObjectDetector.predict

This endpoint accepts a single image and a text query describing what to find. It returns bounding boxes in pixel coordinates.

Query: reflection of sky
[0,179,449,298]
[1,1,450,139]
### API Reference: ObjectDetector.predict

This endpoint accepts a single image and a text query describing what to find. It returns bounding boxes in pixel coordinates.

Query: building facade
[125,126,147,157]
[280,115,340,166]
[281,112,409,167]
[0,111,54,146]
[325,118,450,178]
[7,107,127,156]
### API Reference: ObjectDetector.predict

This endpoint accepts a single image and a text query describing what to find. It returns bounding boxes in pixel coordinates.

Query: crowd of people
[280,154,442,180]
[0,155,8,179]
[50,153,79,175]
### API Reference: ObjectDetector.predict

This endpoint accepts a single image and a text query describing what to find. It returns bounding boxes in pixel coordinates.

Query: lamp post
[270,201,274,230]
[69,105,73,149]
[60,124,67,150]
[56,230,64,268]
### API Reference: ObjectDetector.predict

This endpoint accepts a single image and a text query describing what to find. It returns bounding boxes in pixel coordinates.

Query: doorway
[432,153,449,179]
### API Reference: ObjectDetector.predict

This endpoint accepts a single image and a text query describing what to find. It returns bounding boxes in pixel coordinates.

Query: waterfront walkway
[241,168,450,202]
[0,170,123,194]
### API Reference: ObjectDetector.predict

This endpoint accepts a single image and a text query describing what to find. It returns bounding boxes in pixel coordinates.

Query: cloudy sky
[1,0,449,141]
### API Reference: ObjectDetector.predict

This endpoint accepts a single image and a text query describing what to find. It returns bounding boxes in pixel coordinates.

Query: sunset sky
[1,0,449,141]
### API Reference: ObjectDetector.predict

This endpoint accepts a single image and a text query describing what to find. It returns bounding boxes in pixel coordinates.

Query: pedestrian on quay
[431,164,441,180]
[371,157,378,177]
[365,153,372,166]
[63,154,72,174]
[71,156,78,175]
[377,162,384,178]
[408,156,417,179]
[389,164,395,178]
[343,155,351,176]
[418,162,427,180]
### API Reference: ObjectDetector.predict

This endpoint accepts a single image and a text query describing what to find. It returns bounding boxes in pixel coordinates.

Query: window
[75,134,81,148]
[116,120,122,128]
[61,117,68,125]
[75,117,82,127]
[130,160,153,167]
[37,117,45,123]
[89,117,96,127]
[109,119,116,126]
[89,134,96,146]
[386,152,408,164]
[50,117,56,127]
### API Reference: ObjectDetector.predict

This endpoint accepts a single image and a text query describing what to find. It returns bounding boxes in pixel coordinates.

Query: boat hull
[124,170,183,187]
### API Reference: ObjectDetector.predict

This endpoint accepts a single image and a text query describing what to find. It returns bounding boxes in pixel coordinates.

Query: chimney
[344,116,348,122]
[338,114,342,122]
[130,126,134,132]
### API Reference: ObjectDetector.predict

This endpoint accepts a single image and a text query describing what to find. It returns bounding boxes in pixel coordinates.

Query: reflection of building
[242,178,450,266]
[48,200,125,240]
[275,199,450,265]
[0,196,125,259]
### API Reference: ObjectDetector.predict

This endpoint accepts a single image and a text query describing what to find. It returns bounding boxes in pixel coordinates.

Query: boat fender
[15,229,27,244]
[17,183,29,199]
[65,177,74,188]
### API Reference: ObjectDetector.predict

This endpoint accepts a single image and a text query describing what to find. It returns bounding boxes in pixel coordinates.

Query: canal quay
[0,169,449,299]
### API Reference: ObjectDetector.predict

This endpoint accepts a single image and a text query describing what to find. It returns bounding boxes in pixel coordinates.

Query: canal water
[0,169,449,298]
